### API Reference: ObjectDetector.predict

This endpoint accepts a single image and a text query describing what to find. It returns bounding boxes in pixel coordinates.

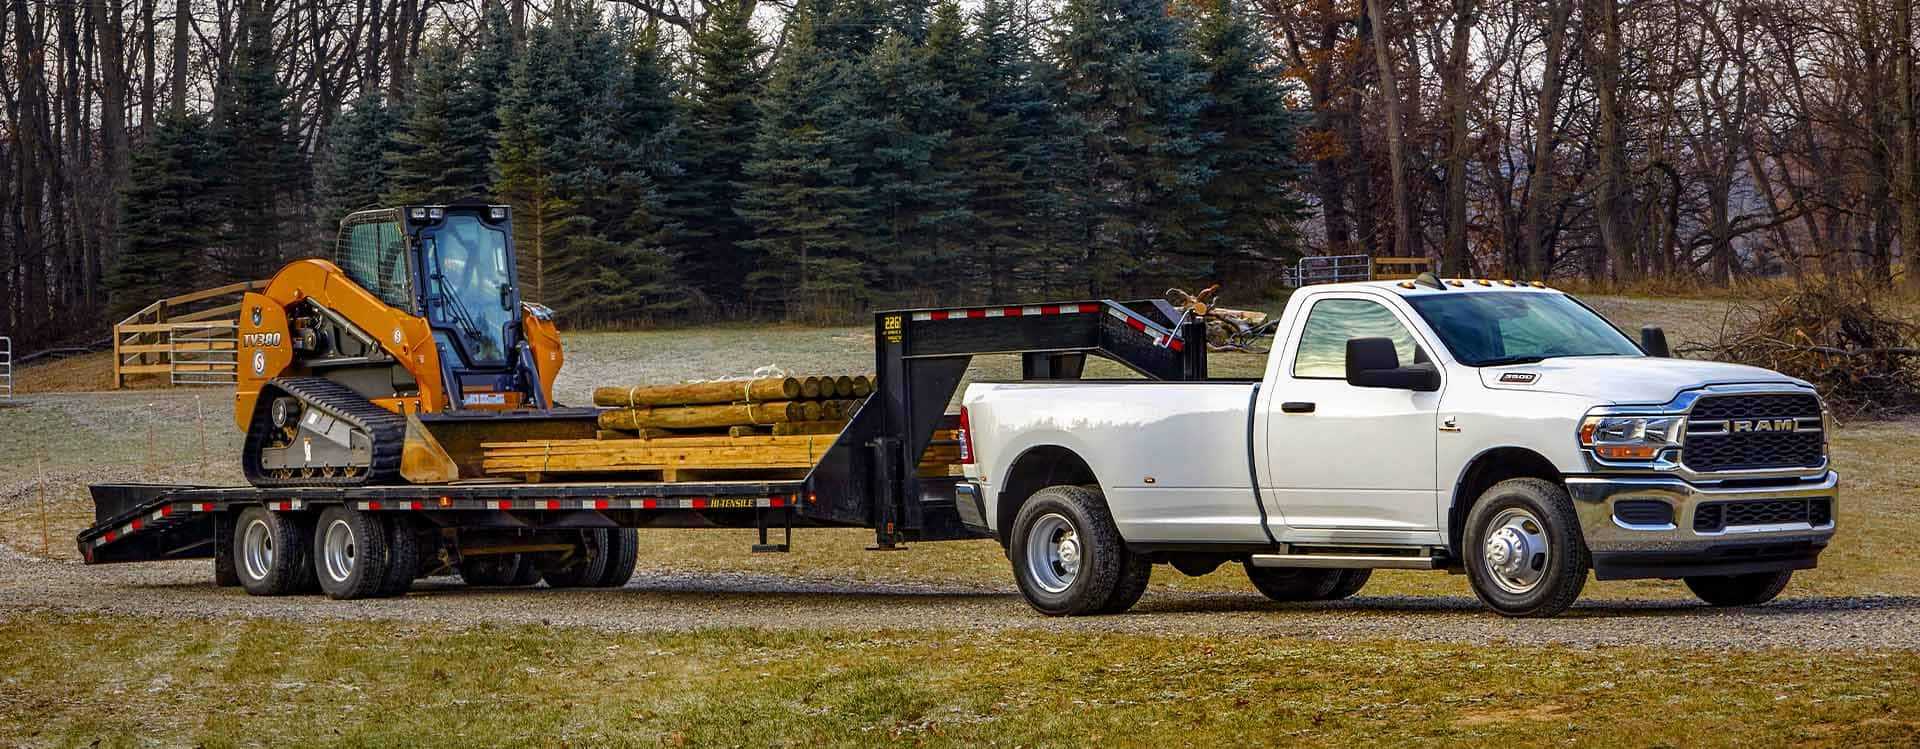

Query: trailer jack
[752,507,792,553]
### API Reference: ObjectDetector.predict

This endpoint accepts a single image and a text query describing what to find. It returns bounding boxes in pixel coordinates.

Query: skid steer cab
[234,204,587,487]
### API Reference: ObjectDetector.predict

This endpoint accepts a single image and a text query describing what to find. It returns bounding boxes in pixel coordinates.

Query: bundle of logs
[479,374,960,483]
[589,374,875,439]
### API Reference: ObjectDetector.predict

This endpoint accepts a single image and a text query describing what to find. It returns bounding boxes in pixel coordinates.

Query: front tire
[1462,478,1589,618]
[1685,570,1793,606]
[313,506,390,600]
[1009,485,1137,616]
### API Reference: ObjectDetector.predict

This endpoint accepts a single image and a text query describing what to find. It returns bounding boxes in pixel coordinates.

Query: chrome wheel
[1024,513,1081,594]
[1481,507,1550,595]
[242,518,274,581]
[321,518,358,584]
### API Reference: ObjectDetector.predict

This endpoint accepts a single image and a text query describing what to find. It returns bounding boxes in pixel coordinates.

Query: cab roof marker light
[1475,279,1492,286]
[1447,279,1465,287]
[1531,281,1547,288]
[1501,279,1517,287]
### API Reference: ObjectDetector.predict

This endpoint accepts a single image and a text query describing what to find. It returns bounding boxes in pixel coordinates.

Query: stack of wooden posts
[590,374,873,439]
[481,374,965,483]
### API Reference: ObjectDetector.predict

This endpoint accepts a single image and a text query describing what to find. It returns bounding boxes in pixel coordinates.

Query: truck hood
[1477,356,1812,405]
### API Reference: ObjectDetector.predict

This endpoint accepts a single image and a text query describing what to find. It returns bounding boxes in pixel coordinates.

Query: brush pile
[1677,282,1920,416]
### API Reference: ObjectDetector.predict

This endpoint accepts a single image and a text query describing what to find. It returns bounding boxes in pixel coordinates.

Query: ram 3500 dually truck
[958,277,1837,617]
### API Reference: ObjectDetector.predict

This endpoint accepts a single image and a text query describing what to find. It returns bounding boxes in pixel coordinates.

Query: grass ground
[2,611,1915,747]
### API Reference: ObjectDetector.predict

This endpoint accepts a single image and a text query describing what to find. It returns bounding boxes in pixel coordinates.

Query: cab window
[1292,298,1421,379]
[339,219,411,308]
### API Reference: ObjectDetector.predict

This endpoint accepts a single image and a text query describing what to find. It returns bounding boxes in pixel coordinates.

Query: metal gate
[0,336,11,398]
[1291,254,1374,286]
[167,323,240,385]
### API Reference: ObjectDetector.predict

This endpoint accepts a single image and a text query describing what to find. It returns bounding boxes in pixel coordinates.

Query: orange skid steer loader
[235,203,593,486]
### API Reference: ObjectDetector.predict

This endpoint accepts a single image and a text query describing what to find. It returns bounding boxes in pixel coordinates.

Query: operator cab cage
[336,203,537,403]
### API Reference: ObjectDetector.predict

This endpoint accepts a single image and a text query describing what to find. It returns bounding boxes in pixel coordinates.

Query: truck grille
[1682,393,1824,473]
[1693,498,1832,532]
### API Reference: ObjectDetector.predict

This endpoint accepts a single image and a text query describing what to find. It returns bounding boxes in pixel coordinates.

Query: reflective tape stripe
[912,302,1103,322]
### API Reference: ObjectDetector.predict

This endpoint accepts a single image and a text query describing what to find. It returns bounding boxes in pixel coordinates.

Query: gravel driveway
[4,546,1915,651]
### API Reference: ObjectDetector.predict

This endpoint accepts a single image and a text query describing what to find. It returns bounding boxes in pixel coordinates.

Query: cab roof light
[1475,279,1492,286]
[1447,279,1465,287]
[1500,279,1517,287]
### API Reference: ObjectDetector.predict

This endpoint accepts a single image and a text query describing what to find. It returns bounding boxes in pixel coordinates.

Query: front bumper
[1566,471,1837,580]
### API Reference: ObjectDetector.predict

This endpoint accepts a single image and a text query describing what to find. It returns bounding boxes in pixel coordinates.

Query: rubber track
[244,376,405,487]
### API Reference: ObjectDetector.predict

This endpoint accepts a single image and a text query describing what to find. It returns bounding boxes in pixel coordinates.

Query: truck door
[1262,294,1442,534]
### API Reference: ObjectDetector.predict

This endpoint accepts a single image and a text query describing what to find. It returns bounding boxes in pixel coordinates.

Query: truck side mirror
[1641,326,1670,358]
[1346,337,1440,392]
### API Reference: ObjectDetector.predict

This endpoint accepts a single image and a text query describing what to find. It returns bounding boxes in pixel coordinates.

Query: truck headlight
[1578,415,1684,461]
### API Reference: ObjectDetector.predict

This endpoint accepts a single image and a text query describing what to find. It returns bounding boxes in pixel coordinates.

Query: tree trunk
[1590,0,1633,282]
[1365,0,1414,259]
[1522,0,1570,279]
[1442,0,1473,275]
[1899,0,1920,290]
[171,0,189,113]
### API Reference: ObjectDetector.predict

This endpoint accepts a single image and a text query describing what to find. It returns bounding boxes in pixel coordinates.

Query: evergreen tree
[834,32,963,303]
[108,111,217,319]
[386,40,492,203]
[1053,0,1217,291]
[739,3,868,317]
[494,4,592,305]
[314,93,401,234]
[669,1,766,304]
[212,0,304,279]
[1186,0,1308,272]
[496,3,685,324]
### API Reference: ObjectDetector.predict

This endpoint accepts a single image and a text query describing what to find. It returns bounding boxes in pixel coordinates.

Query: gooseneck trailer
[79,299,1209,597]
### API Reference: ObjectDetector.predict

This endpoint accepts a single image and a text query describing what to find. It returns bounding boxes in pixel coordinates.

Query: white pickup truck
[957,278,1837,617]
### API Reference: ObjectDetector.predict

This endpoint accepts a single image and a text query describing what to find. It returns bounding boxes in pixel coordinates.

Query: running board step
[1248,554,1442,570]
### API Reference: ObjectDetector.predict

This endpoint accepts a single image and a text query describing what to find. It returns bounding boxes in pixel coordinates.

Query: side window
[340,220,410,308]
[1292,298,1421,379]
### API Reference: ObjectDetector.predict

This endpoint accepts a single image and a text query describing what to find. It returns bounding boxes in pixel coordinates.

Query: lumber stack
[481,429,963,482]
[591,374,874,438]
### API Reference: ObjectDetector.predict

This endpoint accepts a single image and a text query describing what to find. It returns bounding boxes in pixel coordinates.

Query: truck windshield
[1405,293,1641,366]
[421,215,513,366]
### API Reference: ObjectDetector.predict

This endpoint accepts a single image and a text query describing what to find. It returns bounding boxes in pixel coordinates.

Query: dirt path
[5,547,1915,652]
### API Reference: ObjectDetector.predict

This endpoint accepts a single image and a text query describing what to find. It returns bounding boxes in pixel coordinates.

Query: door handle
[1281,401,1315,414]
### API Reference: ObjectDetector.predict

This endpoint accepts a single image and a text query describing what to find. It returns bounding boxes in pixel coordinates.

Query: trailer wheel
[377,518,420,598]
[1242,564,1342,602]
[1009,485,1132,616]
[1684,570,1793,607]
[313,506,390,600]
[537,530,611,589]
[459,554,527,586]
[594,529,639,589]
[232,507,312,596]
[508,556,545,586]
[1463,478,1589,618]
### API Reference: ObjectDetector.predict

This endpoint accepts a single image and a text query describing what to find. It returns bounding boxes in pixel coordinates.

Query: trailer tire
[538,530,611,589]
[233,507,311,596]
[509,556,545,586]
[459,554,527,587]
[1009,485,1131,616]
[377,518,420,597]
[1684,570,1793,607]
[313,506,390,600]
[594,529,639,589]
[1463,478,1588,618]
[1243,564,1343,602]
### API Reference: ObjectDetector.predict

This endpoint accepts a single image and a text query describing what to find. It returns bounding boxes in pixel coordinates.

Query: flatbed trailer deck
[78,298,1210,596]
